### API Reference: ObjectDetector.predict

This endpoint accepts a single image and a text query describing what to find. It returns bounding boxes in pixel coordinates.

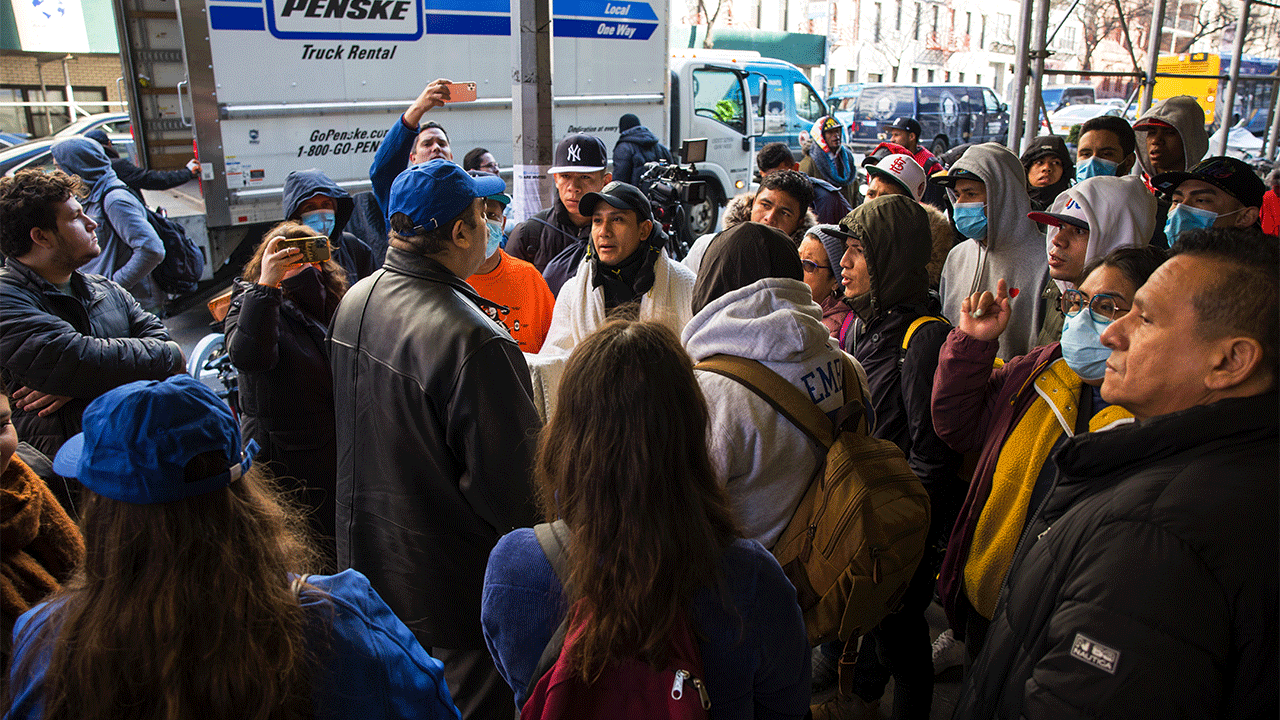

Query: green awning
[680,26,827,68]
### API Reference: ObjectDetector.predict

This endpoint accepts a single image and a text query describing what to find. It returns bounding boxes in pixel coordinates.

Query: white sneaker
[931,628,965,675]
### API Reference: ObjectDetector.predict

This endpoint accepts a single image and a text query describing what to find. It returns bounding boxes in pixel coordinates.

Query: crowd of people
[1,81,1277,720]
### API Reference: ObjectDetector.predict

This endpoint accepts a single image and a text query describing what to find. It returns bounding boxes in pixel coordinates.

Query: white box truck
[112,0,767,292]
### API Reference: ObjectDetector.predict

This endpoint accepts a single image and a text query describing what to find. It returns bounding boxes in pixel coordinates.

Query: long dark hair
[535,320,740,683]
[15,463,320,720]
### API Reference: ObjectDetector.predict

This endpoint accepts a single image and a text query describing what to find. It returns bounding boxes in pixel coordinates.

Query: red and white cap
[866,153,926,202]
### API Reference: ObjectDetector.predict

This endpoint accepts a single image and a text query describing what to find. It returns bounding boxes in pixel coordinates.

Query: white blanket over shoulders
[525,253,696,419]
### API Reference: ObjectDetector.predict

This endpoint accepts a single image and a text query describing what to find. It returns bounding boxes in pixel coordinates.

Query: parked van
[843,84,1010,155]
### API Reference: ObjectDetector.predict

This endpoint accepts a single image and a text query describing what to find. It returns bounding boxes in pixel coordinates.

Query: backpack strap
[696,354,865,449]
[529,521,573,693]
[898,315,948,369]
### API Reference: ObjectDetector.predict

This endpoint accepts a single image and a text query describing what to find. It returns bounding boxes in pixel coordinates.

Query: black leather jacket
[327,247,541,649]
[0,258,182,457]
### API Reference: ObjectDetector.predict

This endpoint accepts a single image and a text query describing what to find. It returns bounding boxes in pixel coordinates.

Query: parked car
[843,84,1009,155]
[1041,84,1096,113]
[0,131,31,149]
[1,132,137,177]
[51,112,132,138]
[1045,104,1121,137]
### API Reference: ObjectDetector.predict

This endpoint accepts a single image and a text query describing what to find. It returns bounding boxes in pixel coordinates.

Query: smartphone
[277,236,331,264]
[444,82,477,103]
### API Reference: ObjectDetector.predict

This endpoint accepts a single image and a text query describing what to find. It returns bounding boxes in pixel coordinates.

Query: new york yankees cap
[548,133,608,174]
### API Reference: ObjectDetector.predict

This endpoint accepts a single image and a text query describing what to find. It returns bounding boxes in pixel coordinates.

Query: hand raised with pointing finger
[957,278,1013,342]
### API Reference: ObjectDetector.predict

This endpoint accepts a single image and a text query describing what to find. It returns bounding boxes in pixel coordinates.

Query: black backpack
[105,186,205,295]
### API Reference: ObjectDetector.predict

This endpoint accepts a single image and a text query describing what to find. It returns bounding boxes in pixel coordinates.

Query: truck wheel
[685,182,724,236]
[931,137,950,156]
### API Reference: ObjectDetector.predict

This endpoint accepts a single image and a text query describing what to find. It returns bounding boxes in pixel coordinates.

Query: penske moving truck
[112,0,765,291]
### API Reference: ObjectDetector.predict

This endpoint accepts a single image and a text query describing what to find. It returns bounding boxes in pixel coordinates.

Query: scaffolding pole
[1140,0,1168,114]
[1007,0,1036,149]
[1022,0,1052,152]
[1215,0,1252,156]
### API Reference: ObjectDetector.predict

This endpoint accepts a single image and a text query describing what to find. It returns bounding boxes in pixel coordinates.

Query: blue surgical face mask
[300,209,336,237]
[953,202,988,240]
[1060,309,1111,381]
[485,219,504,258]
[1163,203,1223,242]
[1075,156,1119,182]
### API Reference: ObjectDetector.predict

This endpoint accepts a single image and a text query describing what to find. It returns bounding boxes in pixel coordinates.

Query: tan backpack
[695,354,930,646]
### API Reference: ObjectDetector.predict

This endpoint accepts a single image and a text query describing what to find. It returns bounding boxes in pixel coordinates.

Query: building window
[980,15,987,47]
[848,69,857,83]
[959,72,965,82]
[875,3,882,42]
[914,3,922,40]
[996,13,1011,41]
[945,71,952,82]
[966,11,972,35]
[977,73,983,85]
[896,0,903,31]
[927,69,935,82]
[932,5,939,33]
[870,73,884,83]
[912,67,920,82]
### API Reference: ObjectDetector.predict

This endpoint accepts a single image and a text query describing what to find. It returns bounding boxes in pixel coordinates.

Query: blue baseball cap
[388,159,506,233]
[53,375,257,505]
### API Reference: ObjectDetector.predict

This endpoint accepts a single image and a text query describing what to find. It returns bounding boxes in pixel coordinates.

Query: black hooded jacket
[613,125,673,187]
[281,169,375,286]
[1020,136,1073,212]
[840,196,962,496]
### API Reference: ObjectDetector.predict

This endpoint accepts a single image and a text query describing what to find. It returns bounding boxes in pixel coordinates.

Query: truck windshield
[692,68,746,135]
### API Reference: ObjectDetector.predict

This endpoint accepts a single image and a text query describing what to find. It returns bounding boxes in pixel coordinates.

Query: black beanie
[618,113,641,132]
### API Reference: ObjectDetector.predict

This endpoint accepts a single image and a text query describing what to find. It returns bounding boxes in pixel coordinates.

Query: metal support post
[1006,0,1036,149]
[1022,0,1051,152]
[61,55,78,122]
[1140,0,1167,114]
[1265,80,1280,162]
[511,0,554,223]
[1215,0,1252,156]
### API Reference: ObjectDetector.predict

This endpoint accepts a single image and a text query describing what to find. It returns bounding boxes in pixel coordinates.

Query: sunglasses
[800,259,830,273]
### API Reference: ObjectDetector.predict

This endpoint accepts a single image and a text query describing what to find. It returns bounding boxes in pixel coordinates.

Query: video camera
[639,139,709,260]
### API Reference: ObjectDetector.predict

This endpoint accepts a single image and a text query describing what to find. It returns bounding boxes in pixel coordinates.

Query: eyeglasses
[800,259,830,273]
[1059,289,1128,323]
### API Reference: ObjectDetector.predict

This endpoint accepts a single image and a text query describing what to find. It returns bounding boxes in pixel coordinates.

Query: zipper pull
[692,677,711,709]
[1037,525,1051,540]
[671,669,689,700]
[800,525,816,562]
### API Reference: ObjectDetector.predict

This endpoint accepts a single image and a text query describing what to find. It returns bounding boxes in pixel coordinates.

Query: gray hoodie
[937,143,1046,360]
[1134,95,1209,176]
[683,278,854,548]
[51,138,165,311]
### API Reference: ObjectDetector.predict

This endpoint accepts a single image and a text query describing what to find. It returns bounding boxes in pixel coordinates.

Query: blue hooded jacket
[50,137,166,311]
[280,169,376,284]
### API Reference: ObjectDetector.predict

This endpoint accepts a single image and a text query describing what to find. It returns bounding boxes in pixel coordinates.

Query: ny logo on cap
[567,144,582,163]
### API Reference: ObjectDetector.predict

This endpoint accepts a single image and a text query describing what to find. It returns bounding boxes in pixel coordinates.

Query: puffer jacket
[955,391,1278,720]
[0,258,182,457]
[224,279,339,558]
[327,247,541,650]
[612,125,673,187]
[281,169,375,286]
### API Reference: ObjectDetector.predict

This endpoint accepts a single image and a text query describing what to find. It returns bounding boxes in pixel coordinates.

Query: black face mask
[280,265,329,321]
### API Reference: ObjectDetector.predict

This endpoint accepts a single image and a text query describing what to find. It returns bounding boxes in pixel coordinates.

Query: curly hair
[0,170,81,258]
